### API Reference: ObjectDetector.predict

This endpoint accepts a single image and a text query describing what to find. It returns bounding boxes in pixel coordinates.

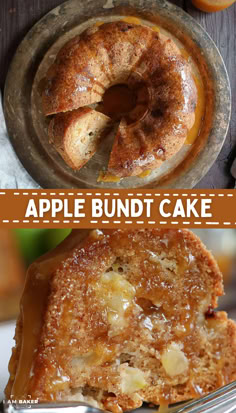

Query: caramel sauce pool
[11,267,50,397]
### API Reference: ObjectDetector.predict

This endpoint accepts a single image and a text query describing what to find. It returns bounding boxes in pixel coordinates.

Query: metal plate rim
[4,0,231,189]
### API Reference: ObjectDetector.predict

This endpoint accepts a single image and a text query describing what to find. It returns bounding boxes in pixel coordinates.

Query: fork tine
[175,381,236,413]
[185,389,236,413]
[224,405,236,413]
[201,393,236,413]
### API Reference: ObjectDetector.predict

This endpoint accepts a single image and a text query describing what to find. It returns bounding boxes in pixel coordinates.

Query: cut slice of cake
[48,108,111,170]
[5,229,236,411]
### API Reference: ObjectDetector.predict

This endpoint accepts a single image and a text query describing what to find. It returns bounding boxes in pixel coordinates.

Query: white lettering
[186,199,199,218]
[25,199,38,218]
[117,199,130,218]
[92,199,103,218]
[201,199,212,217]
[159,199,171,218]
[39,199,50,218]
[144,199,153,218]
[74,199,85,217]
[173,199,185,217]
[51,199,63,218]
[131,199,143,217]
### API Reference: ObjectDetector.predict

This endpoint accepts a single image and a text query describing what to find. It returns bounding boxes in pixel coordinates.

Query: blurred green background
[13,229,71,266]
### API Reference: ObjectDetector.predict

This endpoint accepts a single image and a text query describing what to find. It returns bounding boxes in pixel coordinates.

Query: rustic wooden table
[0,0,235,188]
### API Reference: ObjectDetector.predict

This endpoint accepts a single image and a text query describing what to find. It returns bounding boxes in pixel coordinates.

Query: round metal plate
[4,0,231,189]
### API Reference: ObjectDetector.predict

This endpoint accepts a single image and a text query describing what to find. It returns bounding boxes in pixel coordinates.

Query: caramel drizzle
[10,231,97,398]
[11,264,50,397]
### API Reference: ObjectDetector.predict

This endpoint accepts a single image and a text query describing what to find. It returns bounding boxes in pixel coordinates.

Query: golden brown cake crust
[107,32,197,177]
[42,22,155,116]
[48,108,111,170]
[42,22,197,176]
[6,230,235,411]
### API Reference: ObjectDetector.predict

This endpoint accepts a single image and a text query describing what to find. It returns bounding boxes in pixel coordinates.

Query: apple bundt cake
[42,21,197,177]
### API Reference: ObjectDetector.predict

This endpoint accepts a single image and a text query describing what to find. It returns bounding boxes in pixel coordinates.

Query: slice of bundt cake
[6,229,236,411]
[42,21,197,177]
[48,108,111,170]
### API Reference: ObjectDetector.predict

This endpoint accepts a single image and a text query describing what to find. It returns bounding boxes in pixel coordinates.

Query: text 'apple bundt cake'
[6,229,236,411]
[42,21,197,177]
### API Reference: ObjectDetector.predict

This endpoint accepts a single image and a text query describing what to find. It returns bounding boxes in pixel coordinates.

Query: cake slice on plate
[48,108,111,170]
[6,229,236,411]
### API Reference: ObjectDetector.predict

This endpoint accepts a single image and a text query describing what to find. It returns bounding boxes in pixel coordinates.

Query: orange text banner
[0,189,235,228]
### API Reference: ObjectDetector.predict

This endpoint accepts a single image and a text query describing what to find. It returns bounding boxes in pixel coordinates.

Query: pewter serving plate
[4,0,231,189]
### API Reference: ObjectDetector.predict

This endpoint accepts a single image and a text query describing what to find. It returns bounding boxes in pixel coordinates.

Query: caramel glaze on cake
[42,21,197,177]
[6,229,236,411]
[48,108,111,170]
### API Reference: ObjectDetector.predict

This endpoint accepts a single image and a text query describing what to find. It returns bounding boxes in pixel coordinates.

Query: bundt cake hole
[102,84,137,120]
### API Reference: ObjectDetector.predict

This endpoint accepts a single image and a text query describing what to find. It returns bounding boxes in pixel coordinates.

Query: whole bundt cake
[6,229,236,410]
[42,21,197,177]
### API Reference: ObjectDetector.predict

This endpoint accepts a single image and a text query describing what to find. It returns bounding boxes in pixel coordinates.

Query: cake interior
[61,256,231,411]
[6,229,235,413]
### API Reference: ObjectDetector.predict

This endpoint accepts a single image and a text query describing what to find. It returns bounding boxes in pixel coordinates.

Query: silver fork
[166,380,236,413]
[1,381,236,413]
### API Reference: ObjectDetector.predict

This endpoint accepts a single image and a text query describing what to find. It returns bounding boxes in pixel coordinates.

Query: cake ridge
[42,21,197,177]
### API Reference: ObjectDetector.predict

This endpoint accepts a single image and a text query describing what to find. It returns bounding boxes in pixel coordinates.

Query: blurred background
[193,229,236,320]
[0,228,71,397]
[0,229,236,398]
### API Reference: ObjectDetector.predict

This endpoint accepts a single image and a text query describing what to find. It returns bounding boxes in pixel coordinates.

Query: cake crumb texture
[6,229,236,411]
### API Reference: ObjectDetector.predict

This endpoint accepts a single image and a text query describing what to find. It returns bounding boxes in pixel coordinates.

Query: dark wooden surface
[0,0,235,188]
